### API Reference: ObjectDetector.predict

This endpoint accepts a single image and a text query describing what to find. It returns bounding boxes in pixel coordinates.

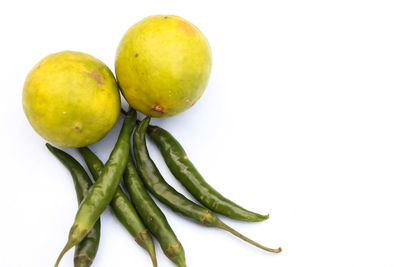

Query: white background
[0,1,399,266]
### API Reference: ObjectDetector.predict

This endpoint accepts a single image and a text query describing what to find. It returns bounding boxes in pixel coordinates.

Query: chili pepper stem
[216,220,282,253]
[147,243,158,267]
[54,224,89,267]
[149,252,157,267]
[54,243,73,267]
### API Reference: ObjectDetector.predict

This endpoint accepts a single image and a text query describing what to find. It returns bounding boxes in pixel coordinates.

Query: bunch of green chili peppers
[47,108,281,267]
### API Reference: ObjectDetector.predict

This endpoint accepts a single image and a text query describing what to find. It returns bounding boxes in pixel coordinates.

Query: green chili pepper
[134,117,281,253]
[78,147,157,267]
[146,123,269,222]
[124,150,186,267]
[46,144,101,267]
[55,109,136,267]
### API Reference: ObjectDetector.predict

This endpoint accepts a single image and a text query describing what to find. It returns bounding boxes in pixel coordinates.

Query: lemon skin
[115,15,212,117]
[22,51,121,147]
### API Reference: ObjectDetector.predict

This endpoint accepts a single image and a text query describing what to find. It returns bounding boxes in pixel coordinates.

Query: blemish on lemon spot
[74,123,82,131]
[185,99,194,106]
[178,20,197,36]
[87,71,106,85]
[152,104,165,113]
[135,53,139,57]
[164,16,168,19]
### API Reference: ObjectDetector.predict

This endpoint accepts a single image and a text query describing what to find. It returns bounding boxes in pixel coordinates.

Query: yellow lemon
[22,51,121,147]
[115,15,212,117]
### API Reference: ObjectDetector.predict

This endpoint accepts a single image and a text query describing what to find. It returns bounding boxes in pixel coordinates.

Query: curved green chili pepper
[78,147,157,267]
[46,144,100,267]
[124,151,186,267]
[55,109,136,267]
[134,118,281,254]
[147,124,269,222]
